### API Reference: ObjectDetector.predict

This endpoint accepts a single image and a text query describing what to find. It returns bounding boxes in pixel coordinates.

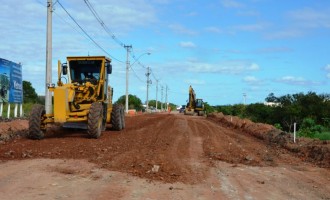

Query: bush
[298,118,324,138]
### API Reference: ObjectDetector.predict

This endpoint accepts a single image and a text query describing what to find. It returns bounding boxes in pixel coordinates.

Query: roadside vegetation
[215,92,330,140]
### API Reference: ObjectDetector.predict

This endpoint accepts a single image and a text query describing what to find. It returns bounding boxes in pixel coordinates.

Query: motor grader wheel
[121,104,125,129]
[111,103,123,131]
[28,104,46,140]
[87,102,103,138]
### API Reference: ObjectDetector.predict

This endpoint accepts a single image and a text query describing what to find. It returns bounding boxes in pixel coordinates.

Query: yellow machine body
[47,56,113,125]
[184,85,205,116]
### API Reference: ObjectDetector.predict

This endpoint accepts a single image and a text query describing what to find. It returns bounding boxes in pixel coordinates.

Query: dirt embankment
[0,118,28,142]
[207,113,330,168]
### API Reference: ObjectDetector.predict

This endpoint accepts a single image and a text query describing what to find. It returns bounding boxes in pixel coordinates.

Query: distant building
[264,102,280,107]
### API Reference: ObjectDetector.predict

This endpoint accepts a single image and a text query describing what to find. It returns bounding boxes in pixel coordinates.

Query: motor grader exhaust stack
[28,56,125,139]
[184,85,205,116]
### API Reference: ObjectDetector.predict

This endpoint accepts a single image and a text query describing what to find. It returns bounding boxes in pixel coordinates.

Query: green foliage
[314,132,330,140]
[148,100,162,109]
[203,102,214,114]
[116,94,143,111]
[0,102,35,118]
[214,91,330,140]
[23,81,40,103]
[274,123,282,130]
[298,118,324,138]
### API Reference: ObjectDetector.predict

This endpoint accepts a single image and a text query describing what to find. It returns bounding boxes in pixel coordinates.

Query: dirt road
[0,113,329,199]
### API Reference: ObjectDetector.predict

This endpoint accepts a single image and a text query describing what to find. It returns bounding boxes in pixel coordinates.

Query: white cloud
[254,47,293,54]
[325,64,330,71]
[265,30,303,39]
[221,0,244,8]
[278,76,308,85]
[243,76,258,82]
[205,26,222,34]
[179,41,196,48]
[249,63,260,70]
[187,60,260,74]
[233,23,266,32]
[325,65,330,79]
[168,24,197,35]
[288,8,330,29]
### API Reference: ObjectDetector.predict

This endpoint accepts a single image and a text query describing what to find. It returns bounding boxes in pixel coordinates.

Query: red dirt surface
[0,113,329,199]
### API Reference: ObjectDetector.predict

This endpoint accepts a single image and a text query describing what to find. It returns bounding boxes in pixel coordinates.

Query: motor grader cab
[184,85,205,116]
[28,56,125,139]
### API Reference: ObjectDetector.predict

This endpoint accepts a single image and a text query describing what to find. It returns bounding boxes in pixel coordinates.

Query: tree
[116,94,143,111]
[265,92,278,103]
[23,81,39,103]
[203,102,215,114]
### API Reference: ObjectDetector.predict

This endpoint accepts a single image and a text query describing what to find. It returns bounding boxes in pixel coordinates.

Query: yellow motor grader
[28,56,125,139]
[184,85,205,116]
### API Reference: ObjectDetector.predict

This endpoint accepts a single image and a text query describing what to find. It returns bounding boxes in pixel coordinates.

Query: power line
[57,1,124,63]
[131,47,147,69]
[84,0,125,48]
[130,66,144,83]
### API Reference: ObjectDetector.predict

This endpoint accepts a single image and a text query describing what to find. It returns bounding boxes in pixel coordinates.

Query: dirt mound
[0,119,28,142]
[207,113,330,167]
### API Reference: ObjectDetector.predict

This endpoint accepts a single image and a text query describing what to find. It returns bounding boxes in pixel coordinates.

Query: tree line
[215,92,330,140]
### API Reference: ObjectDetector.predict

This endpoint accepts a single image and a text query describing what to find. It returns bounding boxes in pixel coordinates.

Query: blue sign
[0,58,23,103]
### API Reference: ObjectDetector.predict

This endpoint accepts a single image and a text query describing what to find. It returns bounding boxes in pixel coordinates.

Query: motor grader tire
[111,104,123,131]
[28,104,46,140]
[120,105,125,129]
[87,102,103,139]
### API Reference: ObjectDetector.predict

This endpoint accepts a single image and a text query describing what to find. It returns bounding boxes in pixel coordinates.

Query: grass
[313,131,330,141]
[0,102,36,118]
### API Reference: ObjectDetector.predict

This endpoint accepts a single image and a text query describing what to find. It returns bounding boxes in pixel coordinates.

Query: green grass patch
[313,131,330,141]
[0,102,37,118]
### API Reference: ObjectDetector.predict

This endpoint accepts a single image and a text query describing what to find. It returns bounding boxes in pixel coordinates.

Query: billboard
[0,58,23,103]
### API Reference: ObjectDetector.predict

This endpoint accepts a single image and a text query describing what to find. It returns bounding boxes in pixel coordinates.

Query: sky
[0,0,330,106]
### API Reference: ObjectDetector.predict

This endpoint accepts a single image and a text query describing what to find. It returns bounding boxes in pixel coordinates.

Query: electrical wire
[84,0,155,83]
[131,47,147,69]
[84,0,125,48]
[57,1,124,63]
[130,67,145,83]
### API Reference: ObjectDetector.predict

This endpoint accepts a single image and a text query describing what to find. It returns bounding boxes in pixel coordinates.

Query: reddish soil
[0,113,329,199]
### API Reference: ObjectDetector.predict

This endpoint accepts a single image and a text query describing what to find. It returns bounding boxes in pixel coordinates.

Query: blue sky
[0,0,329,106]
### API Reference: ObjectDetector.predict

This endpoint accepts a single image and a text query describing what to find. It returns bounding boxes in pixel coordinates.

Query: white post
[7,104,11,118]
[293,122,296,143]
[0,102,3,117]
[20,104,23,117]
[14,103,18,118]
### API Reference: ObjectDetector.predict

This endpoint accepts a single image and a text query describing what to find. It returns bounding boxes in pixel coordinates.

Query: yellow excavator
[184,85,205,116]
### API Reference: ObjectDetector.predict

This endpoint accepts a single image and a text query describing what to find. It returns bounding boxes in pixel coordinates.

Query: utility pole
[145,67,151,110]
[45,0,53,115]
[124,45,132,114]
[161,85,164,111]
[165,85,168,110]
[155,79,159,111]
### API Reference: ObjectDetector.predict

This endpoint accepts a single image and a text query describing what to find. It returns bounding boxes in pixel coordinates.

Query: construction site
[1,0,330,199]
[0,112,329,199]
